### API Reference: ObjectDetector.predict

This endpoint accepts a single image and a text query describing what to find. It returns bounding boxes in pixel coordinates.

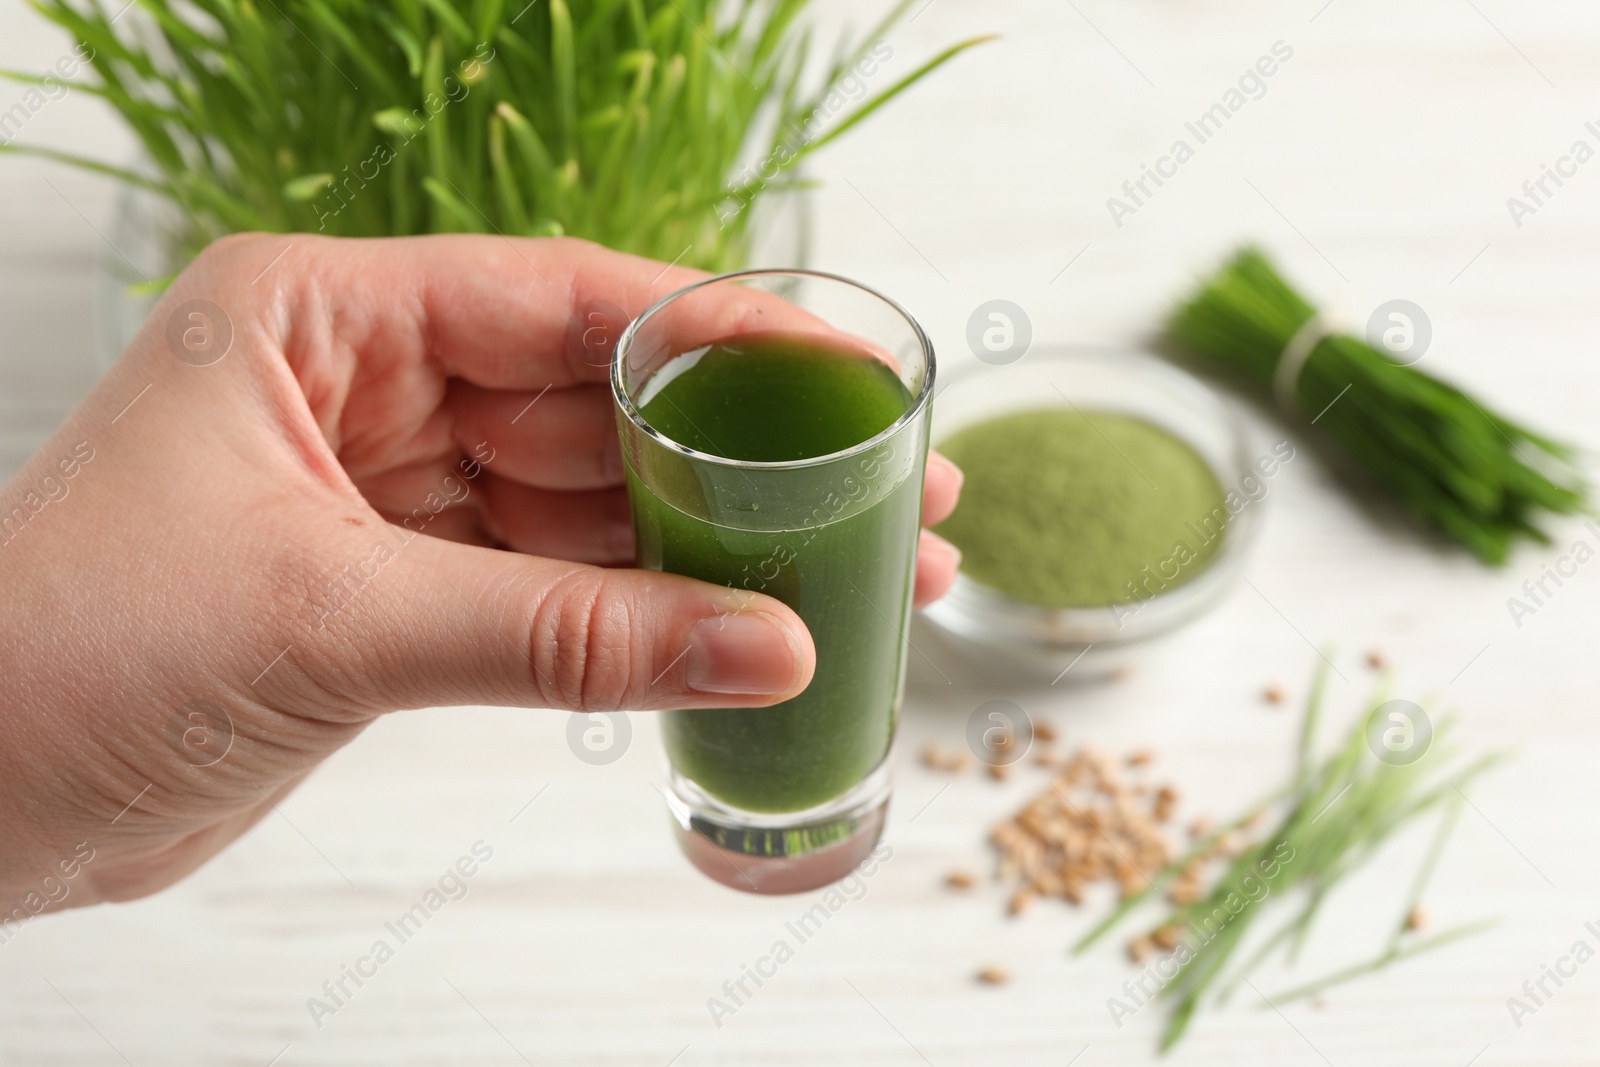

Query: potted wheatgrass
[7,0,987,288]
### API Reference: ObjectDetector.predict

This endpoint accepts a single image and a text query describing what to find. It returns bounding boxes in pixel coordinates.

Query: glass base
[662,761,890,895]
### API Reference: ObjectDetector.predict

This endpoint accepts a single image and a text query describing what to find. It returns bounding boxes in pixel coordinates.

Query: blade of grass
[801,34,995,155]
[1270,919,1501,1006]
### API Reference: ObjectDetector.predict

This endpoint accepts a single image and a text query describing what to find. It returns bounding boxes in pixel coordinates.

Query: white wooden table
[4,2,1599,1064]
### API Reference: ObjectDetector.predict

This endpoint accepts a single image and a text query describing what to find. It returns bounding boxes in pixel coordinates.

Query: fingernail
[922,529,962,569]
[928,451,964,492]
[686,611,805,696]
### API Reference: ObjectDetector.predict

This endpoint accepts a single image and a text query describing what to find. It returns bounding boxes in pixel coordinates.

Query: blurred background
[2,1,1598,1064]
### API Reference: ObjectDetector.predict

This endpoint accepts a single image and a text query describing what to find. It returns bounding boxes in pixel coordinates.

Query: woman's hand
[0,234,962,910]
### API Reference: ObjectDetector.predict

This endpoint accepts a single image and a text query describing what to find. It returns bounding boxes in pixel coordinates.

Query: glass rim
[611,268,936,471]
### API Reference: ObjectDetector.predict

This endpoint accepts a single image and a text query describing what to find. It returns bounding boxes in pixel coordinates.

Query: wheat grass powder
[933,409,1227,608]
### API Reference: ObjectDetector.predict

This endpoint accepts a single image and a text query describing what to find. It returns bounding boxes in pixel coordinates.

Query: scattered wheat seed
[986,743,1211,926]
[1153,785,1178,822]
[1007,888,1034,916]
[976,965,1009,985]
[922,743,970,773]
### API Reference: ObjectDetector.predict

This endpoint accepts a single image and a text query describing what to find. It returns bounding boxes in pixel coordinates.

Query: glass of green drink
[611,271,934,894]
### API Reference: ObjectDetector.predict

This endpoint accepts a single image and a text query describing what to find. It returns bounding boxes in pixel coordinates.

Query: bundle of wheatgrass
[1168,248,1586,564]
[7,0,987,274]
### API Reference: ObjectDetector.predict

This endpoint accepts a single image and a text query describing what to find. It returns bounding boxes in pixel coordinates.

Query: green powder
[934,408,1227,608]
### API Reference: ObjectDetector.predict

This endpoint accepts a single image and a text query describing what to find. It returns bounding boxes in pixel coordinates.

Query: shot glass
[611,270,934,894]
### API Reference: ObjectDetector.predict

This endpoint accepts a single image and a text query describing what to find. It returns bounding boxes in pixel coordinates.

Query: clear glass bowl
[919,346,1264,679]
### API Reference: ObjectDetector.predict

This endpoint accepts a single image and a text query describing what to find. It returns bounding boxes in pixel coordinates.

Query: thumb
[305,526,816,714]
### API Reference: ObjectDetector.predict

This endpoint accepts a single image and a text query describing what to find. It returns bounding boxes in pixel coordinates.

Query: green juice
[627,333,920,814]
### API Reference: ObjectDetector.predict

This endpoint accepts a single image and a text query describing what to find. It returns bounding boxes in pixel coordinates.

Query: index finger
[313,234,853,392]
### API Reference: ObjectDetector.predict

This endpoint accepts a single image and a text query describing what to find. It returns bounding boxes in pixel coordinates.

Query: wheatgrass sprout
[1076,659,1504,1050]
[7,0,989,275]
